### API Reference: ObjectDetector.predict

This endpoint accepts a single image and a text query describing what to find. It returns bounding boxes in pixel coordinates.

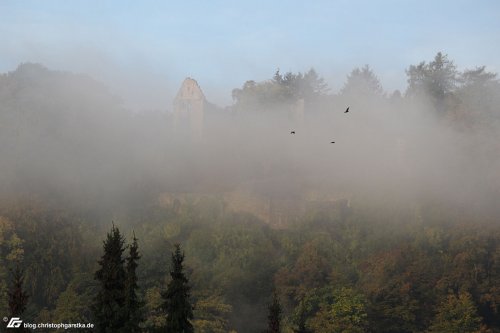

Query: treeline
[232,52,499,114]
[231,52,500,132]
[1,197,500,332]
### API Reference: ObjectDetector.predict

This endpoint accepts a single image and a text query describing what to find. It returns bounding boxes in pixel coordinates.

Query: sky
[1,0,499,109]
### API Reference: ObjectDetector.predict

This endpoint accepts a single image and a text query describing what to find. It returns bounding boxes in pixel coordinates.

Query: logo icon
[6,317,22,328]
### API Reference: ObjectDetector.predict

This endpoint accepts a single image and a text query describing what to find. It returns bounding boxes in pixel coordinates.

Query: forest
[1,52,500,332]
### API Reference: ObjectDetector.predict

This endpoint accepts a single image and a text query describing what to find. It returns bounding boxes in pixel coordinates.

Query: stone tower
[173,78,205,141]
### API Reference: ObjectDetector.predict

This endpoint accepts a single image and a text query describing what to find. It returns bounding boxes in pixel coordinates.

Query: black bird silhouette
[330,141,335,144]
[344,107,350,113]
[290,131,295,134]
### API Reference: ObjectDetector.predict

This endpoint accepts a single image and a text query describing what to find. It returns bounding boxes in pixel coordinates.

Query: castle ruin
[173,78,205,141]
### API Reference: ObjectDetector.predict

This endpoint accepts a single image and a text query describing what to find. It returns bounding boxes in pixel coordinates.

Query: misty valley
[1,54,500,333]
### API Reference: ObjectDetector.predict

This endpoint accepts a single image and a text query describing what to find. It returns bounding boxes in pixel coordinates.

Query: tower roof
[174,77,206,101]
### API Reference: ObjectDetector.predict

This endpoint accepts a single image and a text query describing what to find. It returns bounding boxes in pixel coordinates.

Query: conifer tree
[161,244,194,333]
[266,292,282,333]
[8,265,29,317]
[124,232,143,332]
[92,224,127,333]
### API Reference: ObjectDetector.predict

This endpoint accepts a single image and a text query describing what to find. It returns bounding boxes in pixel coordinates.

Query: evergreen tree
[124,232,144,332]
[92,224,127,333]
[160,244,194,333]
[266,292,282,333]
[6,266,30,333]
[8,265,29,317]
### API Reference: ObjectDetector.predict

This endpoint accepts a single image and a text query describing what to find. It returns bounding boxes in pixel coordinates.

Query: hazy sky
[1,0,499,108]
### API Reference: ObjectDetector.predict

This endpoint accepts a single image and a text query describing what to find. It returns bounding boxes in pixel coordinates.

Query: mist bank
[0,55,499,219]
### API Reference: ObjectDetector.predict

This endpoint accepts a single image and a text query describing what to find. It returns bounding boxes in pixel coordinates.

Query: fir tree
[8,265,29,317]
[124,231,144,332]
[160,244,194,333]
[92,224,127,333]
[266,292,282,333]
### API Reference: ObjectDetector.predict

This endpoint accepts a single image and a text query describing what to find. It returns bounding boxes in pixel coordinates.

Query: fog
[2,2,500,331]
[1,59,500,333]
[0,60,499,220]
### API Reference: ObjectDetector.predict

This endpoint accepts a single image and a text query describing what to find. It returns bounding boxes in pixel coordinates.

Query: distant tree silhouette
[341,65,383,97]
[231,68,328,112]
[406,52,458,112]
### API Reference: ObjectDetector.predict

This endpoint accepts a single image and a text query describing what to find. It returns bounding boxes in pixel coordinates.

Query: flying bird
[344,107,350,113]
[290,131,295,134]
[330,141,335,144]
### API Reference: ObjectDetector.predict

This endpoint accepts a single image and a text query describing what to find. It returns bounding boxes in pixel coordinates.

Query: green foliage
[0,202,88,309]
[288,286,335,332]
[0,216,24,315]
[428,292,483,333]
[211,215,277,302]
[51,273,95,324]
[52,284,86,323]
[360,245,435,332]
[275,240,331,304]
[288,287,367,333]
[144,287,167,331]
[1,196,500,333]
[161,244,194,333]
[192,293,233,333]
[308,288,367,333]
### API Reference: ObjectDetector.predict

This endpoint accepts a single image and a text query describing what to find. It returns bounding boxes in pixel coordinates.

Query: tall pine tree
[124,232,143,332]
[92,224,127,333]
[160,244,194,333]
